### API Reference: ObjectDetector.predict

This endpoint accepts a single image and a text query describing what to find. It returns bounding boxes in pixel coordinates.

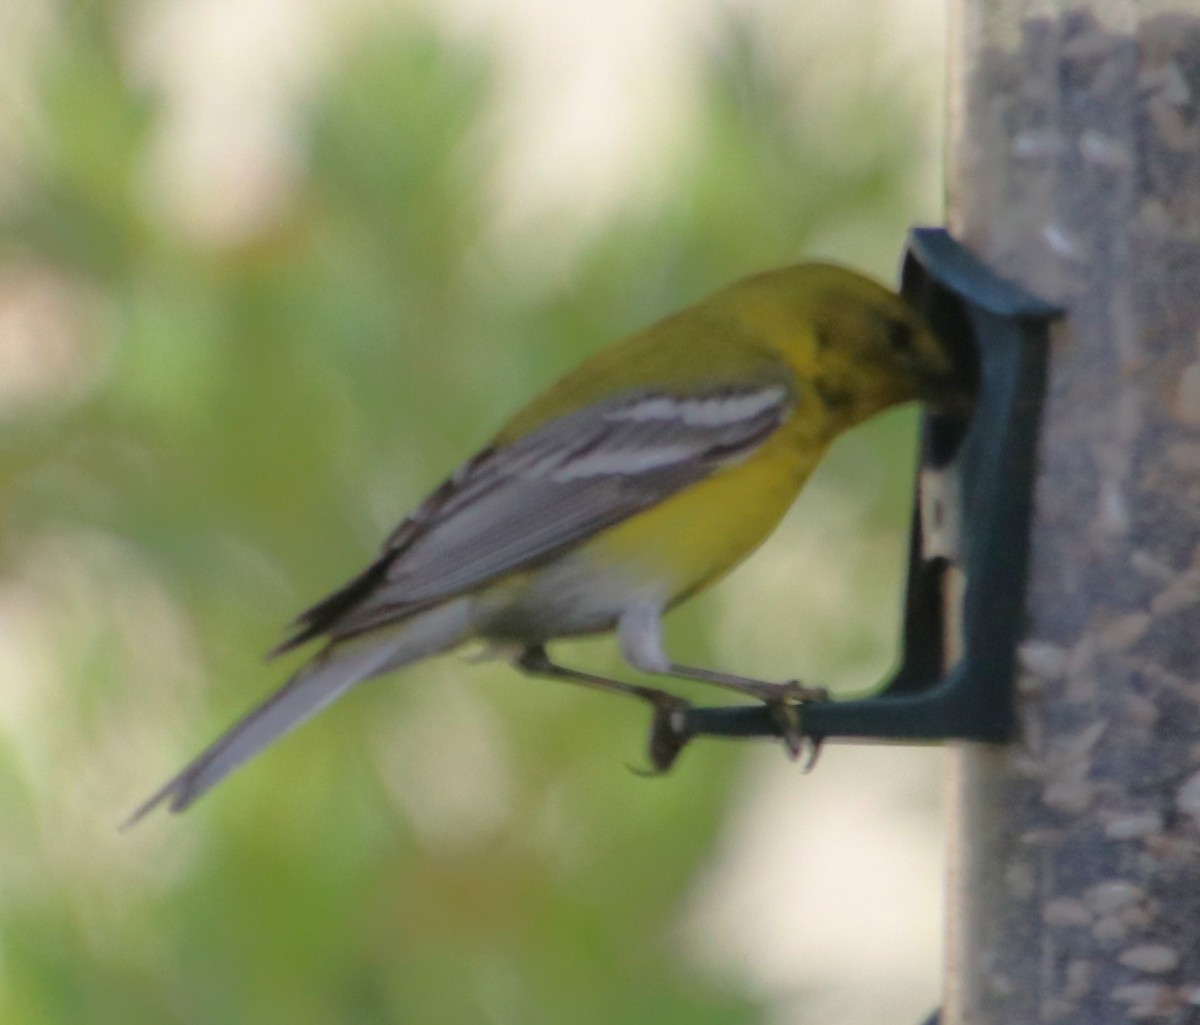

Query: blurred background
[0,0,947,1022]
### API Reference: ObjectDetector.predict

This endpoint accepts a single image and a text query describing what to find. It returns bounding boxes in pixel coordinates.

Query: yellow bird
[129,262,968,824]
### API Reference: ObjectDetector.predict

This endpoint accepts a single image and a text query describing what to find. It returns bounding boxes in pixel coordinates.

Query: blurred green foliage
[0,2,934,1022]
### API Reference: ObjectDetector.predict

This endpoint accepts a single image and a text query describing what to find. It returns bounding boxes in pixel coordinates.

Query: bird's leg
[616,602,826,764]
[664,663,829,763]
[514,646,695,772]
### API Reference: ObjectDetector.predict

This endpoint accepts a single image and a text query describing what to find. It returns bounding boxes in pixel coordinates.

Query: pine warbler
[129,263,969,823]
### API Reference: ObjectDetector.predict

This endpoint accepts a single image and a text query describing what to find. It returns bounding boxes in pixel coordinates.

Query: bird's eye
[887,321,914,354]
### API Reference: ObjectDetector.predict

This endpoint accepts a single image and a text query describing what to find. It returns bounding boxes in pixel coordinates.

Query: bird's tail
[123,598,474,828]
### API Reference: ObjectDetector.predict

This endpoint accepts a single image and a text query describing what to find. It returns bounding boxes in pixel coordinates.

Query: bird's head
[735,263,978,432]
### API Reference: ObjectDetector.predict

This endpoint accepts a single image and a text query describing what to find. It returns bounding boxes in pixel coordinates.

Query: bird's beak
[926,367,978,418]
[924,323,979,418]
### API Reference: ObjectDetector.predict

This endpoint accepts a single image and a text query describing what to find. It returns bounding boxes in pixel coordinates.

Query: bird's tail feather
[123,599,474,828]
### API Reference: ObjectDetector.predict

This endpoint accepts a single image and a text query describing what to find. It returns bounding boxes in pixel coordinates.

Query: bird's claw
[630,683,827,775]
[767,680,828,767]
[636,693,693,775]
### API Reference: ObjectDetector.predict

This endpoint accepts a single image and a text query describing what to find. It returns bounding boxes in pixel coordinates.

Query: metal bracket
[677,228,1060,747]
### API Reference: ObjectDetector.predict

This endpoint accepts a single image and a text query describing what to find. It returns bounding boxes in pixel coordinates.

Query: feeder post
[944,5,1200,1024]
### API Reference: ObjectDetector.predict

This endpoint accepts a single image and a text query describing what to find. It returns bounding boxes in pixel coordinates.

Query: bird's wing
[279,383,793,649]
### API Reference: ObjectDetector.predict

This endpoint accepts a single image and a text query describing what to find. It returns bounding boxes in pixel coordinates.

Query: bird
[126,262,971,825]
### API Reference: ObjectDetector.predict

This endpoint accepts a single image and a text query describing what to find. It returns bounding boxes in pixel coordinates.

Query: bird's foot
[628,692,694,776]
[764,681,828,767]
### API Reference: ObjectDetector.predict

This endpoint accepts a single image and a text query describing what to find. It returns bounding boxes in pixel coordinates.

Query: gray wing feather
[324,385,792,638]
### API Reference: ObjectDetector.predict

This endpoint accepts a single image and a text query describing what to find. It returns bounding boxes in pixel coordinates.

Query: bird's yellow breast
[577,413,824,604]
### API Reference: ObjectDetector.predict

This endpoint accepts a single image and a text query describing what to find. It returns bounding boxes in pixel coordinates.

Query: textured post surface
[946,4,1200,1024]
